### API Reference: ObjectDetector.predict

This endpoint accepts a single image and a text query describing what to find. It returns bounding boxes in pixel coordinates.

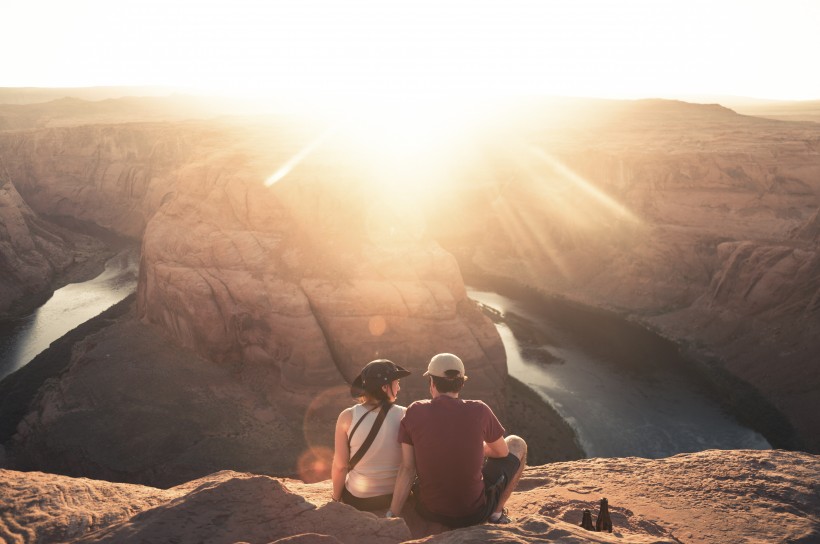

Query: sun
[335,96,482,198]
[266,92,494,207]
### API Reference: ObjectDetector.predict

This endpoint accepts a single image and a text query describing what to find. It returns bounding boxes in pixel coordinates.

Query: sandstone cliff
[0,123,208,238]
[2,449,817,543]
[3,295,575,489]
[136,144,506,410]
[437,99,820,452]
[0,171,109,317]
[0,116,510,486]
[3,98,819,491]
[0,119,506,409]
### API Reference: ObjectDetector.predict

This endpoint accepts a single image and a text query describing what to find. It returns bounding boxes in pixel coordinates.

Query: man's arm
[484,435,510,458]
[388,443,416,516]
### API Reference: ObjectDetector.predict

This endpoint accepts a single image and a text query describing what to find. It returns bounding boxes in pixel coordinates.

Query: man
[386,353,527,526]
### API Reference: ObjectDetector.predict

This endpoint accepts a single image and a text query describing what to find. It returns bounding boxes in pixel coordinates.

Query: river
[0,252,772,458]
[467,283,771,458]
[0,248,139,380]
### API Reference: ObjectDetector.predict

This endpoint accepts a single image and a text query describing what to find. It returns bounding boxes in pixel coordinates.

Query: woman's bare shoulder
[337,405,356,428]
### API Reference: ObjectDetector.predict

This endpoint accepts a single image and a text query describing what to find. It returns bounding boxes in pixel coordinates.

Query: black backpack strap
[347,403,390,471]
[347,405,378,450]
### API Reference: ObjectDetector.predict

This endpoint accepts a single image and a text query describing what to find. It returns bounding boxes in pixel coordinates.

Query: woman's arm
[331,408,353,502]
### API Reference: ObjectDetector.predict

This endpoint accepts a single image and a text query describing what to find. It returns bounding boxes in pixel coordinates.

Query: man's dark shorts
[415,452,521,528]
[482,452,521,517]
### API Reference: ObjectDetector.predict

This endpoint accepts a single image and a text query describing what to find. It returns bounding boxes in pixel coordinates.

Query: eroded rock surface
[446,100,820,451]
[135,122,506,411]
[0,174,108,317]
[8,308,309,488]
[7,290,548,489]
[1,117,506,484]
[0,123,210,238]
[1,117,506,408]
[2,450,817,544]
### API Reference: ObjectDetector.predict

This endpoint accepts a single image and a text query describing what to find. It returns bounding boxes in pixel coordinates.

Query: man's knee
[505,435,527,463]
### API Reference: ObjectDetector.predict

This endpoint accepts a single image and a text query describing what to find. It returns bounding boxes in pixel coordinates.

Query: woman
[331,359,411,510]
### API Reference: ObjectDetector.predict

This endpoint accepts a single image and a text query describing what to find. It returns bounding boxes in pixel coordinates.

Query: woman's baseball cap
[350,359,411,398]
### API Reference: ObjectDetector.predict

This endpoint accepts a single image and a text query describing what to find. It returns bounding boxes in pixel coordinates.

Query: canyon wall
[440,100,820,451]
[0,173,107,317]
[0,123,210,238]
[0,117,506,412]
[3,97,819,473]
[0,117,507,485]
[0,121,226,317]
[135,123,506,409]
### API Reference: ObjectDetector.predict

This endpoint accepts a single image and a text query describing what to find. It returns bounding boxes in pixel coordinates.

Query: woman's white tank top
[346,403,405,498]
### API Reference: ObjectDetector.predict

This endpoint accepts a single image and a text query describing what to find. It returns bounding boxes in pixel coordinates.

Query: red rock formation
[0,118,506,410]
[135,124,506,410]
[5,298,571,488]
[2,450,817,543]
[2,119,505,487]
[448,100,820,451]
[0,124,206,238]
[0,173,108,317]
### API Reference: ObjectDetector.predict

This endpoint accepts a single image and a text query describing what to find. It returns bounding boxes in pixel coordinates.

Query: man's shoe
[488,508,512,524]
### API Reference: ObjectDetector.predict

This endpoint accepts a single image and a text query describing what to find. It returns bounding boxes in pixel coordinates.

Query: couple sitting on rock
[331,353,527,527]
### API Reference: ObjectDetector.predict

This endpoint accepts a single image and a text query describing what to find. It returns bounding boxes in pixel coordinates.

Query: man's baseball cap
[351,359,411,398]
[423,353,468,379]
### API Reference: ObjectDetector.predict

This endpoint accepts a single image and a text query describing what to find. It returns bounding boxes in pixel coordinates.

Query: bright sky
[3,0,819,101]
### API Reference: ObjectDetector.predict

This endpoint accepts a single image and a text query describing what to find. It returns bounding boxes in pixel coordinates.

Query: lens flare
[302,384,352,458]
[265,127,336,187]
[297,446,334,483]
[368,315,387,337]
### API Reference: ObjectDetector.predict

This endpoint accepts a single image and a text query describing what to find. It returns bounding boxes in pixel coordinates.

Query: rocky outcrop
[2,450,817,543]
[4,98,819,488]
[0,172,108,317]
[445,99,820,452]
[0,117,509,487]
[0,118,506,409]
[0,123,207,238]
[135,123,506,411]
[6,290,541,490]
[7,309,311,488]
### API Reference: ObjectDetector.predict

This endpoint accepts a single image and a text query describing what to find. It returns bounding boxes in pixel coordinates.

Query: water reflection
[0,249,139,379]
[468,287,771,458]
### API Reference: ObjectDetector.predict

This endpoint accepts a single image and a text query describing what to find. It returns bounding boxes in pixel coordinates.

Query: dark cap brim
[350,374,365,398]
[392,365,411,380]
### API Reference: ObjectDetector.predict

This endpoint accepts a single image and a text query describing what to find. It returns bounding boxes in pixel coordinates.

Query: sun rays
[481,139,642,281]
[261,102,641,279]
[265,127,337,188]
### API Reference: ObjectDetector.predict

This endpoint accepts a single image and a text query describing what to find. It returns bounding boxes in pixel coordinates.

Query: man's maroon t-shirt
[398,395,505,518]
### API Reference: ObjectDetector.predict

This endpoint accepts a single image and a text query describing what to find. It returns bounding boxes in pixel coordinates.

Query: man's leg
[492,435,527,516]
